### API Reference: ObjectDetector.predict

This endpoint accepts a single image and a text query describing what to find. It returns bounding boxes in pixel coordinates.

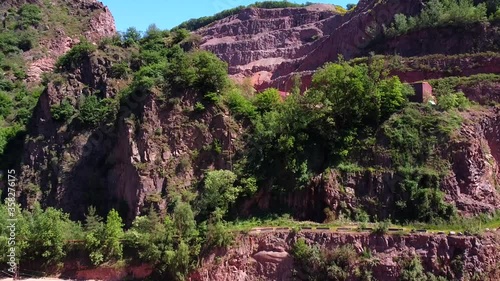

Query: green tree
[84,206,103,232]
[56,39,97,70]
[122,27,142,46]
[26,205,81,264]
[104,209,124,260]
[254,88,281,112]
[173,202,198,240]
[199,170,240,216]
[346,3,356,10]
[191,51,229,94]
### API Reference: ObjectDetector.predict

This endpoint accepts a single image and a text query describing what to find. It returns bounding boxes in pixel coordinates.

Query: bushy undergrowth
[384,0,495,37]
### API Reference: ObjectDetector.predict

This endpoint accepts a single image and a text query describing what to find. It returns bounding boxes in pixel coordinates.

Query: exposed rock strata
[191,231,500,281]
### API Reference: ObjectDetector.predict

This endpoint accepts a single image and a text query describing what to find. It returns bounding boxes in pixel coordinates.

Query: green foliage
[385,0,488,37]
[77,95,116,126]
[0,92,13,118]
[104,209,124,260]
[85,209,124,265]
[122,27,142,46]
[380,106,459,222]
[291,238,359,281]
[194,101,205,112]
[18,4,42,29]
[26,205,82,264]
[191,51,229,94]
[399,256,447,281]
[255,88,281,112]
[110,62,130,79]
[372,220,390,235]
[346,3,357,10]
[436,91,470,111]
[199,170,240,217]
[0,125,22,156]
[173,201,198,240]
[225,88,257,119]
[50,99,75,121]
[56,39,97,70]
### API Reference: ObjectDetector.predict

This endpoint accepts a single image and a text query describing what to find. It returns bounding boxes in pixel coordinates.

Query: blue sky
[100,0,356,32]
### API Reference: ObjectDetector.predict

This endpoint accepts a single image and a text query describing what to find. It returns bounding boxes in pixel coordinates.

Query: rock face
[191,231,500,281]
[197,4,341,89]
[198,0,425,90]
[19,48,239,222]
[1,0,117,82]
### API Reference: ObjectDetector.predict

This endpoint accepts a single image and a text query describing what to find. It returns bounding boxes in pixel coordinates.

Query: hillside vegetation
[0,0,499,280]
[384,0,500,37]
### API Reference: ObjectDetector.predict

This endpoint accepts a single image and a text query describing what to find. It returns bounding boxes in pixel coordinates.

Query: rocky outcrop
[198,0,425,90]
[19,48,240,222]
[197,4,341,88]
[7,0,118,82]
[191,231,500,281]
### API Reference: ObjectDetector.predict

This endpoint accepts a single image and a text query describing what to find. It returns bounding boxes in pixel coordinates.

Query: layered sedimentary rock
[197,0,425,90]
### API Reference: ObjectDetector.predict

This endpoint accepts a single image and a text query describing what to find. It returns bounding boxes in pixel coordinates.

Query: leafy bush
[50,99,75,121]
[385,0,488,37]
[225,88,257,119]
[0,92,13,118]
[291,239,359,280]
[85,209,124,265]
[26,205,82,264]
[110,62,130,79]
[0,125,21,156]
[77,95,116,126]
[18,4,42,29]
[194,101,205,112]
[199,170,240,216]
[436,91,470,111]
[372,220,390,235]
[56,39,97,70]
[254,88,281,112]
[122,27,142,46]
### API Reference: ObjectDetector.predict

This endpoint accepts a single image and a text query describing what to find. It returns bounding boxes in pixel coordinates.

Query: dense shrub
[121,27,142,46]
[50,99,75,121]
[18,4,42,29]
[56,39,97,70]
[0,92,13,118]
[199,170,240,217]
[77,95,116,126]
[291,238,359,280]
[385,0,488,37]
[25,205,82,264]
[110,62,130,79]
[254,88,281,112]
[85,209,124,265]
[225,88,257,119]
